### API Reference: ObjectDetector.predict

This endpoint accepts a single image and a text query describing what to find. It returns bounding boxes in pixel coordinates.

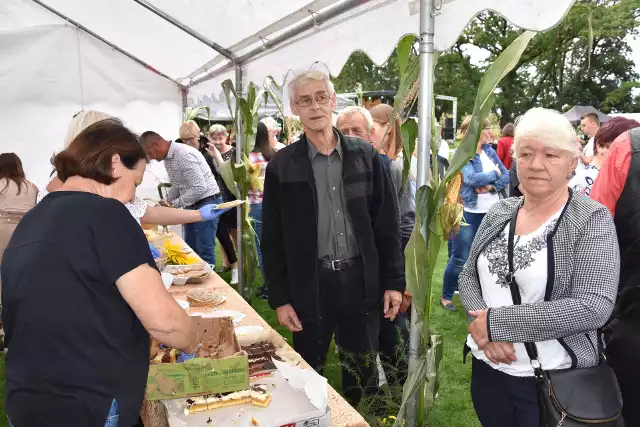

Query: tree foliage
[332,0,640,125]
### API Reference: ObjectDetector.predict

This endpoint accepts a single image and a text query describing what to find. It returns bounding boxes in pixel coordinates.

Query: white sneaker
[231,269,239,285]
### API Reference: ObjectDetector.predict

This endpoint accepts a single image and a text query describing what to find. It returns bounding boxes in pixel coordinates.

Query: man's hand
[483,342,517,365]
[399,290,412,313]
[469,309,489,348]
[383,290,402,321]
[158,200,171,207]
[276,304,303,332]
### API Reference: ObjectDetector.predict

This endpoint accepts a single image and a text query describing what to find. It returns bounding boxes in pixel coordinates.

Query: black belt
[318,257,360,271]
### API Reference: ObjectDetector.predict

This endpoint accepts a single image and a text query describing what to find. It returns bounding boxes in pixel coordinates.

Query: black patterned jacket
[262,129,405,323]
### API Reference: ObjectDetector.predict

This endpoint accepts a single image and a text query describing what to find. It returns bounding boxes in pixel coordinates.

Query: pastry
[183,385,272,415]
[152,347,180,364]
[242,341,282,376]
[186,289,224,307]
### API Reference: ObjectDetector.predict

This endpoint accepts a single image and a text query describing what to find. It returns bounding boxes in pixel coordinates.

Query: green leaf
[445,30,536,182]
[221,79,239,130]
[392,356,428,427]
[404,217,429,317]
[396,35,416,82]
[401,119,418,189]
[218,160,238,198]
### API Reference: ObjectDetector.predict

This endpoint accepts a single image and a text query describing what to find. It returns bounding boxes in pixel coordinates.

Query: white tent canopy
[2,0,575,194]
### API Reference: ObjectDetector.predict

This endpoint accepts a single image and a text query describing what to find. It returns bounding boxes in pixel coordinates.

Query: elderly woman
[441,117,509,311]
[1,119,197,426]
[460,108,620,427]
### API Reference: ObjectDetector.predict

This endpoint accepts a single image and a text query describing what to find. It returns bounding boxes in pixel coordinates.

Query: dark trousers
[249,204,263,273]
[604,318,640,427]
[184,194,222,266]
[471,357,539,427]
[293,261,379,408]
[216,212,237,265]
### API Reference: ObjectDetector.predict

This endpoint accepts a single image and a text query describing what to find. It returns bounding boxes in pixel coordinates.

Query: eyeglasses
[295,94,331,107]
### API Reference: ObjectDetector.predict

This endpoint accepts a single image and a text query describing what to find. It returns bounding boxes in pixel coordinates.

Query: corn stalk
[218,79,266,301]
[394,30,537,426]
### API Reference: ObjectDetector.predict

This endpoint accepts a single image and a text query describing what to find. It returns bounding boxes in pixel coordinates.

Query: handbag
[505,206,623,427]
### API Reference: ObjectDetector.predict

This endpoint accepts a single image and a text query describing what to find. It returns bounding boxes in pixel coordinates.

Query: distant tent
[563,106,611,123]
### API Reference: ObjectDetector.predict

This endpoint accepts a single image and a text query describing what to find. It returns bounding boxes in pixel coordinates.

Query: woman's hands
[470,309,517,365]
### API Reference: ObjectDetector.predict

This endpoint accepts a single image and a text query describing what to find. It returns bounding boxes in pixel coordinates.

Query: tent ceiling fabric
[10,0,576,92]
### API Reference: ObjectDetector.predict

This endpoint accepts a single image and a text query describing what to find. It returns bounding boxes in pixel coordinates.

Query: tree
[460,0,640,123]
[332,51,400,93]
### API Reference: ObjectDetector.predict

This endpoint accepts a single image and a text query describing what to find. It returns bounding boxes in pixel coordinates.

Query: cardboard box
[146,316,249,401]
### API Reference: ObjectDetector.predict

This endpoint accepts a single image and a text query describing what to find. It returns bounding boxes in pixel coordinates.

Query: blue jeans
[10,399,119,426]
[442,211,485,301]
[248,204,263,273]
[184,195,222,266]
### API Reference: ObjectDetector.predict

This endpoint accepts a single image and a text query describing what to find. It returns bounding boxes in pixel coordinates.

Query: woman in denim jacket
[441,117,509,311]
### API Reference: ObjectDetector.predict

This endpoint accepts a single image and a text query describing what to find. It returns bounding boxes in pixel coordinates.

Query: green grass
[0,248,478,427]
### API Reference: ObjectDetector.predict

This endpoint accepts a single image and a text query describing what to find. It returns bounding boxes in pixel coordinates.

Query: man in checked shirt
[141,131,222,266]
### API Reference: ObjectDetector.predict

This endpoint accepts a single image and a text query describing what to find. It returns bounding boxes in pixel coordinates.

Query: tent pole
[30,0,178,86]
[406,0,435,425]
[235,65,245,299]
[132,0,235,62]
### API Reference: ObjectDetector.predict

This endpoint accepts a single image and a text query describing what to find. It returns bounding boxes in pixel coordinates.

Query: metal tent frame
[23,0,579,424]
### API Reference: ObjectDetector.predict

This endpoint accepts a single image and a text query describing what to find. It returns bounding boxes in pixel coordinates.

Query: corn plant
[393,30,536,426]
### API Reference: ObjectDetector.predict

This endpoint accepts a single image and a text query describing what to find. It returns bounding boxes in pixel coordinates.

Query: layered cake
[242,341,282,376]
[183,384,272,415]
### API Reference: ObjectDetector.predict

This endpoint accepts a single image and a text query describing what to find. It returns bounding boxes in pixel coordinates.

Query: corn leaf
[445,30,536,181]
[401,119,418,189]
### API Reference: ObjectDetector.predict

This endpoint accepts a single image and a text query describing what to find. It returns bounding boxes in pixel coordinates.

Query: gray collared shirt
[307,136,359,261]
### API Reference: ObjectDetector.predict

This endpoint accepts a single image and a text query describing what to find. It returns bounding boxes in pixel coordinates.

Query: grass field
[0,249,479,427]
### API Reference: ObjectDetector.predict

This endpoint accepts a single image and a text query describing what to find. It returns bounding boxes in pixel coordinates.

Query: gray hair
[337,106,374,130]
[513,108,580,158]
[287,70,335,100]
[208,124,228,137]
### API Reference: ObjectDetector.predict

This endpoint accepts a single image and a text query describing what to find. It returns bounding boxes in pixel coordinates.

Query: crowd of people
[0,67,639,427]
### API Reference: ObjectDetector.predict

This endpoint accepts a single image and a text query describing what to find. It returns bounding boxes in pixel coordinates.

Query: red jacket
[497,136,514,170]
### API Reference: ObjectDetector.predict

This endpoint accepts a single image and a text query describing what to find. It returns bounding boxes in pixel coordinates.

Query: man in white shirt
[141,132,222,266]
[261,117,286,151]
[580,113,601,164]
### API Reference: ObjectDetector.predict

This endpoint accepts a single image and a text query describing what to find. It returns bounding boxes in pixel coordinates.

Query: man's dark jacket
[262,129,405,323]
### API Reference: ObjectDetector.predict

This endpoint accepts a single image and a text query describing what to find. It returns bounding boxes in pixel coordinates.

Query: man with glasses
[261,71,404,407]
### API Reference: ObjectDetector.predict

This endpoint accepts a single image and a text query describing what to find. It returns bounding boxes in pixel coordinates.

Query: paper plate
[234,325,264,336]
[176,300,189,310]
[190,310,246,323]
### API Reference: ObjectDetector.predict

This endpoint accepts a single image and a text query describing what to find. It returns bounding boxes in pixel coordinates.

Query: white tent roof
[1,0,576,194]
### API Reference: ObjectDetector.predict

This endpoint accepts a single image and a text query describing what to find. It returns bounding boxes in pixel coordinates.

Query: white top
[569,164,599,196]
[583,137,595,158]
[437,139,450,160]
[464,151,501,214]
[275,141,286,151]
[37,181,148,223]
[467,207,572,377]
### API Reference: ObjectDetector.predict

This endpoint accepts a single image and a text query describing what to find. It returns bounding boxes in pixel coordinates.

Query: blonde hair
[179,120,200,140]
[513,108,579,158]
[64,110,112,147]
[459,116,490,136]
[208,124,228,137]
[369,104,403,160]
[337,106,374,130]
[287,70,335,100]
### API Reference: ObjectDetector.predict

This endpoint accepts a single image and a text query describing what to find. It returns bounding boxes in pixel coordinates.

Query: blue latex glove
[199,204,231,222]
[177,344,200,363]
[149,243,161,259]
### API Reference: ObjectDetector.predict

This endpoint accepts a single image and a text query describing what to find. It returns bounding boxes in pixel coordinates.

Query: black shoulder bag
[506,207,623,427]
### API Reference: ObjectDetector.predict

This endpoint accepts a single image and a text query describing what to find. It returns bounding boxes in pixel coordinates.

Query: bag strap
[506,206,544,377]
